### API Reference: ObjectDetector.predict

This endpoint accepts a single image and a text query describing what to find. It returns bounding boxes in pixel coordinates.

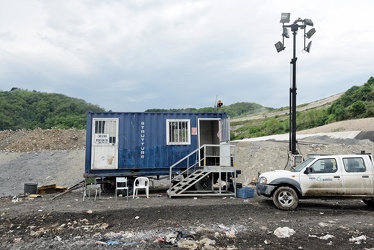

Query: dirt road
[1,116,374,249]
[1,191,373,249]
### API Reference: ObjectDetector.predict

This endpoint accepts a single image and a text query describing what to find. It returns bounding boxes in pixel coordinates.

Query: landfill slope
[1,117,374,196]
[1,119,374,249]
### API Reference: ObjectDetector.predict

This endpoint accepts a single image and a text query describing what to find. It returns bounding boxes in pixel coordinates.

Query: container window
[93,119,117,145]
[167,119,191,145]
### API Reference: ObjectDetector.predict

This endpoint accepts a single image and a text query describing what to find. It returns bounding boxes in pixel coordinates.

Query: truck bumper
[256,183,276,197]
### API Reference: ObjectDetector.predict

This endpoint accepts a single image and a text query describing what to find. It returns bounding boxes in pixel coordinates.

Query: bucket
[24,183,38,194]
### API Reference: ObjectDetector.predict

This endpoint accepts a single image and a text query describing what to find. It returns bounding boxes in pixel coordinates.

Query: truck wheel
[195,177,213,191]
[272,186,299,211]
[362,198,374,207]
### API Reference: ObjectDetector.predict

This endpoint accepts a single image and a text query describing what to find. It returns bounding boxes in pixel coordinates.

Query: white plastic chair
[83,177,101,201]
[133,177,150,198]
[115,177,129,201]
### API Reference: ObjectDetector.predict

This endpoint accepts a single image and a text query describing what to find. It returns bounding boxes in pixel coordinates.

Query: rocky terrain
[1,117,374,249]
[1,117,374,196]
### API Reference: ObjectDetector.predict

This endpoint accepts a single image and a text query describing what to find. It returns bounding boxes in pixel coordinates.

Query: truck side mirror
[304,167,313,174]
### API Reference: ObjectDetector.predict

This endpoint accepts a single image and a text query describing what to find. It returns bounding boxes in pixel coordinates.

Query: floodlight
[305,41,312,53]
[282,27,290,38]
[280,13,291,24]
[275,41,285,53]
[304,19,313,26]
[305,28,316,39]
[291,23,299,32]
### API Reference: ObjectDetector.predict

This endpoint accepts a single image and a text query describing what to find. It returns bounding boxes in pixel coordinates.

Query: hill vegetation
[1,76,373,138]
[0,89,104,130]
[145,102,274,118]
[231,76,374,140]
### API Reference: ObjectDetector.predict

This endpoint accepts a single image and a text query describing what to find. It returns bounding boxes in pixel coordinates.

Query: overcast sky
[0,0,373,112]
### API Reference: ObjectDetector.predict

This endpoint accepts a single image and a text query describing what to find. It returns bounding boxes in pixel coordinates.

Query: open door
[91,118,119,169]
[198,118,230,166]
[219,118,231,166]
[219,118,230,143]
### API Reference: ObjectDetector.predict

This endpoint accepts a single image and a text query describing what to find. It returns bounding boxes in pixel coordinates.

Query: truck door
[341,157,373,195]
[91,118,119,170]
[299,157,344,196]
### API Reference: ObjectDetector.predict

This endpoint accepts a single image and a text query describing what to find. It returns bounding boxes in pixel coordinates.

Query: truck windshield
[292,158,315,172]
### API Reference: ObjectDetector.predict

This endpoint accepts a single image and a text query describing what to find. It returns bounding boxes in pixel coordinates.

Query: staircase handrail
[169,144,237,190]
[169,145,204,186]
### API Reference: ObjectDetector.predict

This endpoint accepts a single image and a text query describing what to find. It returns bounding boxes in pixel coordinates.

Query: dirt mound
[0,129,85,152]
[1,119,374,249]
[299,117,374,134]
[1,118,374,196]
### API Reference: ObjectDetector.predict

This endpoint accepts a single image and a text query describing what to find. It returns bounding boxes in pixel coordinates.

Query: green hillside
[231,76,374,140]
[0,89,105,130]
[1,76,373,136]
[146,102,274,118]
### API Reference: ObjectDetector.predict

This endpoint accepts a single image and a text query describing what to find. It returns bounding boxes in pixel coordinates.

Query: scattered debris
[28,194,42,198]
[349,235,366,244]
[38,184,58,194]
[309,234,335,240]
[165,231,182,245]
[319,234,334,240]
[274,227,296,238]
[318,222,329,227]
[51,181,84,200]
[178,239,198,249]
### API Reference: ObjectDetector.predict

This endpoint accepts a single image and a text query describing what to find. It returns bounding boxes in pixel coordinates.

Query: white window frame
[166,119,191,145]
[92,118,118,145]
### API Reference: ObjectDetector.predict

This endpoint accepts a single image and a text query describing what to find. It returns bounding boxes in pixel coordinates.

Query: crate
[236,187,254,198]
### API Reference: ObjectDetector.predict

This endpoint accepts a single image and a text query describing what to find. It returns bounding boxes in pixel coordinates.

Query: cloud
[0,0,373,112]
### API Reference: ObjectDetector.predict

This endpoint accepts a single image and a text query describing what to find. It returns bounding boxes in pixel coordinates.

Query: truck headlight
[258,177,267,184]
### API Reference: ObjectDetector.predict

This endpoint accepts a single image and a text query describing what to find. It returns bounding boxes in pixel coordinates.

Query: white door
[341,157,373,195]
[219,118,230,143]
[299,158,344,196]
[219,118,231,166]
[91,118,119,170]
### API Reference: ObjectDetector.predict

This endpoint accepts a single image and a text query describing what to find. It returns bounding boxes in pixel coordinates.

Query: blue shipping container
[84,112,230,178]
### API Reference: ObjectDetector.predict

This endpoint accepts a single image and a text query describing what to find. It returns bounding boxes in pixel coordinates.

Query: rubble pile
[0,129,86,152]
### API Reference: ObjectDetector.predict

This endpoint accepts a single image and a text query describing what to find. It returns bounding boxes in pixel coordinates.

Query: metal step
[168,167,236,197]
[169,171,209,195]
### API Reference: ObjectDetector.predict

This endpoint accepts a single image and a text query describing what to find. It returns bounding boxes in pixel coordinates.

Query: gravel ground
[1,118,374,196]
[1,118,374,249]
[1,191,374,249]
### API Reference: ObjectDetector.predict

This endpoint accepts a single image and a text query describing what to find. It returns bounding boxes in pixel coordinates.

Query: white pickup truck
[256,153,374,210]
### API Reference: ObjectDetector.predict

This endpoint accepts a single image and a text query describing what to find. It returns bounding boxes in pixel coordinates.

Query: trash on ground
[38,184,67,194]
[349,235,366,244]
[28,194,42,198]
[273,227,296,238]
[319,234,334,240]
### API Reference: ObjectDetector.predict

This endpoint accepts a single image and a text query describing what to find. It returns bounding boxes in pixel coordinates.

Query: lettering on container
[94,134,109,144]
[140,121,145,159]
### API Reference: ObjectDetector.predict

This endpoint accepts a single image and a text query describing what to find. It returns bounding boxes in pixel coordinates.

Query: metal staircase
[167,144,238,197]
